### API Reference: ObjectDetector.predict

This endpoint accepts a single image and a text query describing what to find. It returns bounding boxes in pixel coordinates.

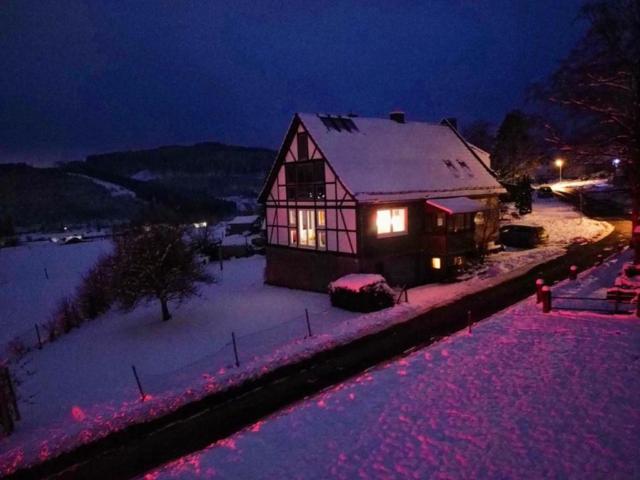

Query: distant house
[226,215,262,236]
[259,112,506,291]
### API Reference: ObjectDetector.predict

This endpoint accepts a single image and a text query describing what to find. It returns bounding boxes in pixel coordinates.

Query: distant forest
[1,142,276,230]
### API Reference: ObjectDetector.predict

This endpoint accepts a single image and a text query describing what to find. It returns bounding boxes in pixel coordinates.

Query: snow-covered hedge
[328,274,395,312]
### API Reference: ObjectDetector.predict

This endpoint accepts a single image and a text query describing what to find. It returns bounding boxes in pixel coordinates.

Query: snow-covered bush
[52,297,83,334]
[6,338,27,360]
[42,319,61,343]
[77,254,115,319]
[328,274,395,312]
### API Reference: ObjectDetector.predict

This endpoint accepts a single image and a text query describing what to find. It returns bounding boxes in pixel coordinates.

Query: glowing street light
[554,158,565,182]
[612,158,621,168]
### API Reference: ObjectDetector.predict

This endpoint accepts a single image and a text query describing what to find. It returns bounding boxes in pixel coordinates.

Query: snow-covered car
[499,225,548,249]
[61,235,84,245]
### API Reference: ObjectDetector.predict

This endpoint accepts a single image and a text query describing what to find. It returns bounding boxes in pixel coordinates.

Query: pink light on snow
[71,406,86,422]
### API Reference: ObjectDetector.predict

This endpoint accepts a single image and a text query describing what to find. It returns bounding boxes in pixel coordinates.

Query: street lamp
[554,158,565,182]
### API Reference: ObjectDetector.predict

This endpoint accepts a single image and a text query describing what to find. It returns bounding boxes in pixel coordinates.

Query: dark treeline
[81,142,275,177]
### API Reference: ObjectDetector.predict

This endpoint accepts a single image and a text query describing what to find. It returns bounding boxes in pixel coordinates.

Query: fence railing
[551,294,635,315]
[540,285,638,316]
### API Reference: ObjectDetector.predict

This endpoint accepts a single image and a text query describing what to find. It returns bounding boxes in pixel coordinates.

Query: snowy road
[144,251,640,479]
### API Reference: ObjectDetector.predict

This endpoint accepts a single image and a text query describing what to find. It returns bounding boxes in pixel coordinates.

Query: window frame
[376,207,408,238]
[297,208,316,248]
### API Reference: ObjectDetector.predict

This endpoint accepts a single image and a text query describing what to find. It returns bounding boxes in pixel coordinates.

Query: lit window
[436,213,445,227]
[453,256,464,266]
[288,209,296,226]
[298,209,316,247]
[432,257,442,269]
[318,230,327,250]
[289,228,297,245]
[317,210,326,227]
[474,211,485,225]
[376,208,407,237]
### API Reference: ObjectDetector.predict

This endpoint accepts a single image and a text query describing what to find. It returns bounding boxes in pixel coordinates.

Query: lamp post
[554,158,564,183]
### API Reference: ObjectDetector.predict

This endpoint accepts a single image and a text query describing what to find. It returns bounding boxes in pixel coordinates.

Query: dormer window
[442,159,460,177]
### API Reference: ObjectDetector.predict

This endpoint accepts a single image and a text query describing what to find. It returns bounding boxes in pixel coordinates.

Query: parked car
[537,185,554,198]
[61,235,84,245]
[499,225,549,249]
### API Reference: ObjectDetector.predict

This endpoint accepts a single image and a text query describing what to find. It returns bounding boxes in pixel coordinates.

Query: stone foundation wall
[265,247,360,292]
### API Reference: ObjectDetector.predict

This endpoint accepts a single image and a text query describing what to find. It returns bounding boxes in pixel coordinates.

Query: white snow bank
[0,198,615,475]
[145,251,640,480]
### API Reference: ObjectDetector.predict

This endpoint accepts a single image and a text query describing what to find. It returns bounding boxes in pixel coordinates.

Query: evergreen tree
[492,111,547,180]
[462,120,495,153]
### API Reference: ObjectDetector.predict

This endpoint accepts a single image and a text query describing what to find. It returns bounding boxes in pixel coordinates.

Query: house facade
[259,112,505,291]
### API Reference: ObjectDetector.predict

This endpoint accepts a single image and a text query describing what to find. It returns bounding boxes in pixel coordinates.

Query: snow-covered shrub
[43,319,61,342]
[77,254,115,319]
[52,297,83,334]
[7,338,28,360]
[329,274,395,312]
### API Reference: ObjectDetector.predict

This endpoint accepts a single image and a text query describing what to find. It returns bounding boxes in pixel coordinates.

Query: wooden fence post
[35,324,42,349]
[305,309,313,338]
[131,365,146,402]
[231,332,240,367]
[569,265,578,281]
[536,278,545,304]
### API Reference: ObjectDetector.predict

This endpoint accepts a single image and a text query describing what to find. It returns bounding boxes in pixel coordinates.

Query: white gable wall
[265,122,357,255]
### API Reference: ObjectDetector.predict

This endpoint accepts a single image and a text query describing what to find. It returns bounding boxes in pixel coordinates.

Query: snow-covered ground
[69,173,137,197]
[512,197,611,245]
[0,198,614,474]
[144,250,640,480]
[547,178,609,191]
[0,240,112,346]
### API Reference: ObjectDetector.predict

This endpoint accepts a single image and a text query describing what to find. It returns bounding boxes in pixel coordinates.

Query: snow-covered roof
[298,113,504,202]
[468,144,491,169]
[426,197,489,214]
[228,215,260,225]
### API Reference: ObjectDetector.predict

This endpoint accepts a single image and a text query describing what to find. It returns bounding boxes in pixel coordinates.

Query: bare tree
[536,0,640,225]
[111,224,212,321]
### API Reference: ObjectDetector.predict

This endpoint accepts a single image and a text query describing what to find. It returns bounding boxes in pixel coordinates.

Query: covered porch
[423,196,492,279]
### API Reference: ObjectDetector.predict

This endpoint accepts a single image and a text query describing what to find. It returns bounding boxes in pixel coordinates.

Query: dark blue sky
[1,0,585,165]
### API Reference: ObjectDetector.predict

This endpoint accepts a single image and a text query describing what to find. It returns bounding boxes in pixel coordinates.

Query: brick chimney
[389,111,405,123]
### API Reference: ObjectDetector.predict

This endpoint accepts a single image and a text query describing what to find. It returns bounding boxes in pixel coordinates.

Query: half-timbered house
[259,112,506,291]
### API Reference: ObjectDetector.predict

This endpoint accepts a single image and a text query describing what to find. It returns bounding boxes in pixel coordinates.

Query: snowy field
[0,240,113,345]
[144,251,640,480]
[0,198,613,474]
